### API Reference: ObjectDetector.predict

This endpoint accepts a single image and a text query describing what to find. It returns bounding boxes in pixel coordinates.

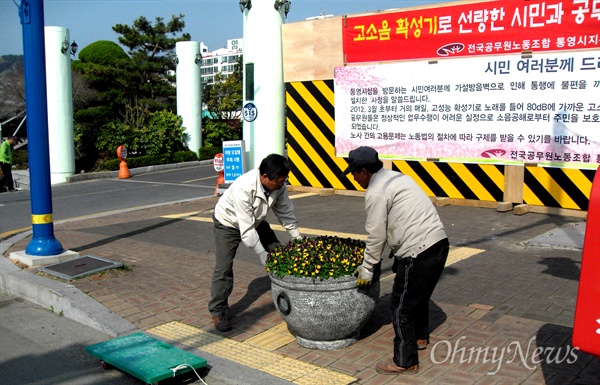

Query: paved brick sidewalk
[5,194,600,384]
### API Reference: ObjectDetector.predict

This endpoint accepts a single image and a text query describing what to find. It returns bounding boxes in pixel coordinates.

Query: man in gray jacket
[209,153,302,331]
[342,146,449,375]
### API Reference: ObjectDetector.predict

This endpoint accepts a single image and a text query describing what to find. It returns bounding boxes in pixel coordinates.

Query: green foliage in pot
[266,236,365,280]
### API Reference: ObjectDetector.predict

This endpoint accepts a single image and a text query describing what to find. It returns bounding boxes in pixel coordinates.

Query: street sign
[223,140,245,183]
[242,103,257,122]
[117,145,127,160]
[213,153,224,173]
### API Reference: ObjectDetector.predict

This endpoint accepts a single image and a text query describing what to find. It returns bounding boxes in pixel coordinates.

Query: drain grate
[38,255,123,280]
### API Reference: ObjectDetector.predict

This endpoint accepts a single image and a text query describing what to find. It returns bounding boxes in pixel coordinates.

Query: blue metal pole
[19,0,64,255]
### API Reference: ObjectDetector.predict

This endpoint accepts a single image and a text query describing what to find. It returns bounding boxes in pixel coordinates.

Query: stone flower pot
[269,273,380,350]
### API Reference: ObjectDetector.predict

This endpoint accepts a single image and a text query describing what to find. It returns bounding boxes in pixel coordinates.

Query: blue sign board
[223,140,245,183]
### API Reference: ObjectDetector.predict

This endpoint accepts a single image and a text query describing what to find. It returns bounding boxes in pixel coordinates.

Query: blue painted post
[19,0,64,255]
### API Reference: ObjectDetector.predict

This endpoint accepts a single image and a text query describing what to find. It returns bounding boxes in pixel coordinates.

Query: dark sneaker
[212,313,232,331]
[376,358,419,375]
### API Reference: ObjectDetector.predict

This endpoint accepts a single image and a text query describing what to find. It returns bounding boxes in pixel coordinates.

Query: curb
[66,159,213,183]
[0,181,216,338]
[0,233,137,337]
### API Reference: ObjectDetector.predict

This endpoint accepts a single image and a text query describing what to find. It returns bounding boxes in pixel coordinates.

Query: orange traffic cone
[116,145,131,179]
[118,159,130,179]
[215,170,224,195]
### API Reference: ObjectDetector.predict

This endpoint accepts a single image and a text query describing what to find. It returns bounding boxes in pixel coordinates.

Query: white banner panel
[334,50,600,165]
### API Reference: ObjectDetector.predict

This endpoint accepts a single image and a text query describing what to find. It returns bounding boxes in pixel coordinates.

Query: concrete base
[217,183,231,196]
[10,249,80,268]
[521,222,585,251]
[496,202,514,212]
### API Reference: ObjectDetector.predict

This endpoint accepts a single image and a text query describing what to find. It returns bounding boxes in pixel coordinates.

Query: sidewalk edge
[0,255,137,337]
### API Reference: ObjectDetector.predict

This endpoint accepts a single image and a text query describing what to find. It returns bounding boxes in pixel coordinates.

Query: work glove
[354,264,374,287]
[259,251,269,266]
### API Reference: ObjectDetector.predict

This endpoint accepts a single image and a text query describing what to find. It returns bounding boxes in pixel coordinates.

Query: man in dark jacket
[343,146,449,375]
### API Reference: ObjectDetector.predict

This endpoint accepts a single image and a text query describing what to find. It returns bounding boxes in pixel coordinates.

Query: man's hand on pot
[259,251,269,266]
[354,264,373,287]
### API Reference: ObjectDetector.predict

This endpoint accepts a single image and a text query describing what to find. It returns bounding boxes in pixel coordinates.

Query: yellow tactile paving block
[381,246,484,281]
[148,321,357,385]
[293,367,358,385]
[148,321,223,346]
[270,321,292,334]
[206,341,282,369]
[246,329,297,351]
[245,322,296,350]
[445,246,484,266]
[261,356,319,381]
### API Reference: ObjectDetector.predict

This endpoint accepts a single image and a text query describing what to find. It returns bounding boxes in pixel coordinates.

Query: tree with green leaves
[201,56,243,148]
[71,15,193,169]
[71,40,133,170]
[96,104,188,160]
[72,41,131,122]
[113,14,191,112]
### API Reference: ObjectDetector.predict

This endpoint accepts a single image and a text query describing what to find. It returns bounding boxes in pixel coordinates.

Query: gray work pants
[208,215,280,317]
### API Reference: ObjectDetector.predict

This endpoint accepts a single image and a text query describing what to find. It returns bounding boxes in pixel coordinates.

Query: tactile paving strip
[245,322,297,351]
[148,321,357,385]
[445,246,484,266]
[380,246,484,282]
[261,356,320,381]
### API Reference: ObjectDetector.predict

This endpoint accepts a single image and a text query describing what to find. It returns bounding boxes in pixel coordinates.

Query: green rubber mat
[85,332,207,384]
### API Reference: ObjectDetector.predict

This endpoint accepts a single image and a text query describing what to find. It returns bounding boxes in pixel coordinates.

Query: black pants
[0,162,13,191]
[390,238,449,368]
[208,216,280,317]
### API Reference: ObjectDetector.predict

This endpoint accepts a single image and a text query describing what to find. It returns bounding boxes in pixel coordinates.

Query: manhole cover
[38,255,123,280]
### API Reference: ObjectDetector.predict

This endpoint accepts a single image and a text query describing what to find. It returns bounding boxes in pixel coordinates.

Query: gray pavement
[0,291,143,385]
[1,167,599,385]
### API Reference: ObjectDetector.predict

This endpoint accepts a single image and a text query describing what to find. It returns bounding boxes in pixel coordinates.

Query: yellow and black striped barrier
[285,80,595,211]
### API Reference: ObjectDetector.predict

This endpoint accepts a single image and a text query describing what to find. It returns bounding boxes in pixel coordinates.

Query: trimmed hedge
[98,148,217,171]
[100,150,199,171]
[173,150,198,163]
[198,146,222,161]
[102,155,166,171]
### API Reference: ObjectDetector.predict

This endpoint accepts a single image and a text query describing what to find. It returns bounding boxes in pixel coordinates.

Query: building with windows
[200,38,243,85]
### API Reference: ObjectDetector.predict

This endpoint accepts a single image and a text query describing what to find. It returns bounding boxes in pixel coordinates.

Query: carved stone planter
[269,273,379,350]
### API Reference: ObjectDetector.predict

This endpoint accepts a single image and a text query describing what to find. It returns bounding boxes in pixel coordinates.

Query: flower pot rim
[268,273,360,291]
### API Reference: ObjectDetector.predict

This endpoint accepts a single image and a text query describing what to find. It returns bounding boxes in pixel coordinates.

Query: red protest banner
[342,0,600,63]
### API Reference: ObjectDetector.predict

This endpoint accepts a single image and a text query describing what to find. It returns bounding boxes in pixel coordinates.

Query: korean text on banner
[343,0,600,63]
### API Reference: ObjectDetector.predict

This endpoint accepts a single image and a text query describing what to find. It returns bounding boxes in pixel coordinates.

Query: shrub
[98,155,167,171]
[95,107,187,160]
[198,146,222,161]
[172,150,198,163]
[101,158,120,171]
